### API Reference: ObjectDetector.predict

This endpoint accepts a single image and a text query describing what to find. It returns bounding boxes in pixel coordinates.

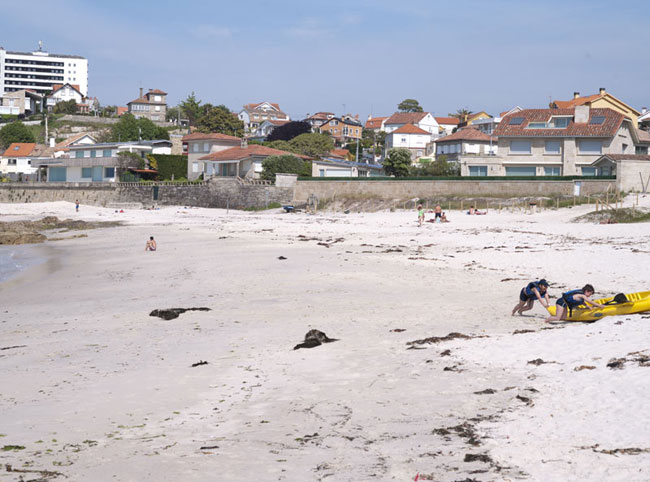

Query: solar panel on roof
[589,116,605,125]
[509,117,524,125]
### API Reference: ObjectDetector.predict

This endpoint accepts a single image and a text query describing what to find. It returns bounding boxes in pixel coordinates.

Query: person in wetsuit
[512,279,550,316]
[544,283,605,323]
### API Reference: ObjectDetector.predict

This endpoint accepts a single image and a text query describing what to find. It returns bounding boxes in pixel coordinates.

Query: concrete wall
[58,115,172,128]
[294,179,616,202]
[616,161,650,192]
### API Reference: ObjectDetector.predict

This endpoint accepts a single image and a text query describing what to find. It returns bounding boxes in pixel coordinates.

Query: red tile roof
[268,119,289,126]
[147,89,167,95]
[308,112,334,120]
[552,94,601,109]
[3,143,36,157]
[198,144,311,161]
[365,116,388,129]
[244,102,282,112]
[599,154,650,161]
[434,117,460,125]
[495,108,625,138]
[392,124,430,135]
[182,132,242,142]
[637,129,650,143]
[328,148,350,159]
[436,127,495,143]
[54,133,95,149]
[385,112,428,125]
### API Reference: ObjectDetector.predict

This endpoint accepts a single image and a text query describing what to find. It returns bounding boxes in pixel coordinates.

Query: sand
[1,198,649,481]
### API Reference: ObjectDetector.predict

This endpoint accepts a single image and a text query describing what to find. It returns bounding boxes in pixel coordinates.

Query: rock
[293,329,338,350]
[150,307,211,320]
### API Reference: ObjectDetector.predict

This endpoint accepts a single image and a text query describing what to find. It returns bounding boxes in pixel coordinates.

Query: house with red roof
[434,117,460,136]
[46,83,84,111]
[385,123,434,162]
[550,88,640,122]
[435,127,497,165]
[238,102,290,134]
[1,143,48,180]
[384,112,439,136]
[251,119,290,140]
[199,142,311,179]
[459,106,642,177]
[319,115,363,145]
[305,112,335,131]
[182,132,243,180]
[365,115,388,133]
[127,88,168,122]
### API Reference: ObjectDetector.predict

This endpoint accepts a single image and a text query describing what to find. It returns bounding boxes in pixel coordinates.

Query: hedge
[296,175,617,181]
[151,154,187,180]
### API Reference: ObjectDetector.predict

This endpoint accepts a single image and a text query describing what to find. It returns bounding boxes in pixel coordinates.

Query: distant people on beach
[75,200,79,212]
[512,279,550,316]
[544,284,605,323]
[145,236,157,252]
[467,205,486,215]
[441,212,449,223]
[434,204,442,222]
[417,204,425,227]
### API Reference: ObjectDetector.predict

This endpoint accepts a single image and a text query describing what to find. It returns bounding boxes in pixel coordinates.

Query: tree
[53,99,77,115]
[102,105,117,117]
[383,148,412,177]
[266,120,311,142]
[265,140,292,152]
[166,106,180,122]
[0,121,35,148]
[287,133,334,157]
[397,99,423,113]
[449,108,473,122]
[195,104,244,137]
[179,92,202,125]
[260,154,311,181]
[108,113,169,142]
[409,155,459,177]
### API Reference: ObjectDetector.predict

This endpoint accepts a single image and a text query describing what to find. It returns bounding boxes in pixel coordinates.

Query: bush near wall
[151,154,187,180]
[297,175,617,181]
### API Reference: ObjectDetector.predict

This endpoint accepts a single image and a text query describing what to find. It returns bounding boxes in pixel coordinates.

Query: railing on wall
[236,176,273,186]
[116,181,207,187]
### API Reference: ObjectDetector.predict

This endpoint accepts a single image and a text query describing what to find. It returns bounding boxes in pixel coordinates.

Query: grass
[574,207,650,224]
[2,445,26,451]
[243,202,282,211]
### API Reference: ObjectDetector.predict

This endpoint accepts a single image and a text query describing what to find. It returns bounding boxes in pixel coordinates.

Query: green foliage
[117,151,145,169]
[383,148,412,177]
[149,154,188,180]
[179,92,202,125]
[108,114,169,142]
[286,133,333,157]
[266,120,311,142]
[449,108,473,121]
[102,105,117,117]
[166,106,180,122]
[265,139,292,151]
[409,155,460,176]
[195,104,244,137]
[261,154,311,180]
[397,99,423,113]
[0,121,36,148]
[53,99,77,115]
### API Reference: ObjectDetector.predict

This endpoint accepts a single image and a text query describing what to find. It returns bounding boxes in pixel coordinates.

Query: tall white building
[0,44,88,97]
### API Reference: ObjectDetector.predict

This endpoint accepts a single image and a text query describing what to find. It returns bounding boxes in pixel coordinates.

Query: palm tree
[448,108,473,123]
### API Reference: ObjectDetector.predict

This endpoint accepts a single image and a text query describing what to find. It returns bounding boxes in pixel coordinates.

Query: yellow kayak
[546,291,650,322]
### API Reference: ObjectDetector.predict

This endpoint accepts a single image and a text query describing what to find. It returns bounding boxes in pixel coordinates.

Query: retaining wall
[294,179,616,201]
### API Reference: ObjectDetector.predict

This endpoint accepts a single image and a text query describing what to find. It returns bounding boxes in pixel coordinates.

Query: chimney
[643,107,648,114]
[573,91,580,99]
[599,87,606,95]
[574,105,590,124]
[139,87,143,98]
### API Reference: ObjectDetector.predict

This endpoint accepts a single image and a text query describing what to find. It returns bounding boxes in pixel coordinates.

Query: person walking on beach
[512,279,550,315]
[145,236,157,252]
[545,284,605,323]
[417,204,425,227]
[75,200,79,212]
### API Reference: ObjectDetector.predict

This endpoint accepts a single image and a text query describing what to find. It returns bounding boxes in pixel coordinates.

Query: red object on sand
[414,474,419,481]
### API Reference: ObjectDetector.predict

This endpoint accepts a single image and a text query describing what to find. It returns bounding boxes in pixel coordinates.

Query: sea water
[0,245,42,283]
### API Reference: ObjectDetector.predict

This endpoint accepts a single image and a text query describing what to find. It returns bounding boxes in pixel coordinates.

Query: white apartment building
[0,45,88,97]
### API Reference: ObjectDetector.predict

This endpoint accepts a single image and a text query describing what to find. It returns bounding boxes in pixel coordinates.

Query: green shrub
[149,154,187,180]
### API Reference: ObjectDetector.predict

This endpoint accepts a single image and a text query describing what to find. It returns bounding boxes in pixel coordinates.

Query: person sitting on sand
[544,284,605,323]
[434,204,442,222]
[145,236,157,252]
[441,212,449,223]
[468,206,475,215]
[417,204,425,227]
[512,279,550,316]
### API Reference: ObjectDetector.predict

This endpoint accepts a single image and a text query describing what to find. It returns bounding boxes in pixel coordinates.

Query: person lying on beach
[417,204,425,227]
[544,284,605,323]
[512,279,550,315]
[145,236,157,252]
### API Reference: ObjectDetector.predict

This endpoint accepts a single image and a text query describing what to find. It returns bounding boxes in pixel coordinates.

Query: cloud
[192,25,232,39]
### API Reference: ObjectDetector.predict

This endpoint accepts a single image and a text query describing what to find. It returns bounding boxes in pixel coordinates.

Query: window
[90,150,97,158]
[636,146,648,155]
[527,122,547,129]
[510,140,531,154]
[589,116,605,125]
[401,137,407,143]
[193,143,199,153]
[49,167,67,182]
[508,117,524,125]
[155,106,161,111]
[545,141,561,154]
[622,143,628,153]
[544,166,561,176]
[8,159,17,165]
[551,117,571,128]
[581,167,597,176]
[203,142,210,152]
[578,140,602,154]
[506,166,537,176]
[75,150,84,158]
[103,149,112,157]
[192,162,199,173]
[81,167,92,178]
[469,166,487,176]
[104,167,115,178]
[319,169,325,177]
[154,96,161,102]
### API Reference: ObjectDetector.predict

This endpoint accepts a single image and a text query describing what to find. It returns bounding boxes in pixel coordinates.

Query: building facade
[434,127,498,167]
[238,102,290,134]
[385,124,433,162]
[1,143,47,180]
[319,116,362,144]
[183,132,242,180]
[0,46,88,97]
[127,88,168,122]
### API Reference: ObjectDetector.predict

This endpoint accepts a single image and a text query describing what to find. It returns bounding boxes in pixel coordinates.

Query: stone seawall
[0,178,294,210]
[294,179,616,201]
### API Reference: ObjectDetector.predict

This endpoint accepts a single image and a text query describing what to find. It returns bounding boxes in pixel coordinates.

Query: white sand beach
[1,199,649,481]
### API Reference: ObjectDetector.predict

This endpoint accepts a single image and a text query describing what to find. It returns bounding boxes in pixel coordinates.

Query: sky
[2,0,649,121]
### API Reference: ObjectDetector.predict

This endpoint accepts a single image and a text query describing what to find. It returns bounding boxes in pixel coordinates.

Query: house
[434,117,460,135]
[384,112,439,136]
[365,115,388,133]
[435,127,497,166]
[250,119,290,141]
[238,102,290,134]
[34,140,172,182]
[46,83,84,111]
[312,158,383,177]
[385,124,433,162]
[305,112,335,131]
[319,115,362,144]
[199,143,311,179]
[591,154,650,192]
[117,107,128,117]
[0,143,47,180]
[127,88,168,122]
[460,106,640,177]
[47,133,97,158]
[470,106,524,135]
[183,132,242,180]
[327,148,353,161]
[551,88,641,122]
[0,89,43,116]
[639,107,650,131]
